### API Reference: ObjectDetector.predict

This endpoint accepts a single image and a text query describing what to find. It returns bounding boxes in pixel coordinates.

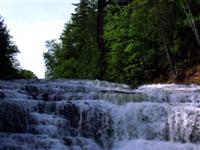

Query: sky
[0,0,79,78]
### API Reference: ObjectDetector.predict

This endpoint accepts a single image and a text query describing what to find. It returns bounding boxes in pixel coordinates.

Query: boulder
[0,101,29,133]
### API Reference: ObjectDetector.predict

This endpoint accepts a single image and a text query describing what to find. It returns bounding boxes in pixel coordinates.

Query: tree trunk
[155,0,176,75]
[98,0,106,78]
[184,2,200,47]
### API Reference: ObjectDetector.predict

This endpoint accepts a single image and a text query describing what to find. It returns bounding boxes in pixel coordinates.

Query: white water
[0,80,200,149]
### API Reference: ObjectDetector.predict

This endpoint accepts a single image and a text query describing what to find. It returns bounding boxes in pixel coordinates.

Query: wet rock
[189,113,200,143]
[53,94,64,101]
[23,85,40,100]
[59,102,114,149]
[63,137,102,150]
[34,102,44,113]
[0,133,67,150]
[137,104,168,124]
[59,102,80,136]
[63,137,73,146]
[23,85,38,93]
[0,145,25,150]
[42,93,49,101]
[0,101,29,133]
[61,102,113,148]
[0,91,5,99]
[169,109,200,143]
[80,106,114,149]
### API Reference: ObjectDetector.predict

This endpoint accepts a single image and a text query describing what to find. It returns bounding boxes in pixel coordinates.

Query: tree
[17,69,37,79]
[104,0,165,84]
[0,16,19,79]
[43,40,59,79]
[44,0,101,79]
[44,0,200,85]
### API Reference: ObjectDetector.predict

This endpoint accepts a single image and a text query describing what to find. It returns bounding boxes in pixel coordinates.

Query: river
[0,80,200,150]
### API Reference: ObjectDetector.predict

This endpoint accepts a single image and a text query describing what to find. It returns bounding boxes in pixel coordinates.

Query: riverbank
[152,65,200,85]
[172,65,200,84]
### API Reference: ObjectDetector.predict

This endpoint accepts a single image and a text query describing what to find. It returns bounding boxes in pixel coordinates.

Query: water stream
[0,80,200,150]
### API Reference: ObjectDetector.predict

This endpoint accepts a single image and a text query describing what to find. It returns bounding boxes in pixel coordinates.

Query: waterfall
[0,80,200,150]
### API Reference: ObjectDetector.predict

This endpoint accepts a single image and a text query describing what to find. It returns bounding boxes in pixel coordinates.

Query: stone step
[28,112,68,137]
[29,112,67,127]
[0,133,67,150]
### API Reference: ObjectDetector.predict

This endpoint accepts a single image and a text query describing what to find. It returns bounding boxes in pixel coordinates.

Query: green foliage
[0,16,20,79]
[104,0,200,85]
[0,16,38,80]
[43,40,60,79]
[104,0,167,84]
[44,0,100,79]
[44,0,200,85]
[17,69,37,79]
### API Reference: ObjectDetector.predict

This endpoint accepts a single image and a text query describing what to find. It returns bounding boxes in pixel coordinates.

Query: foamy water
[0,80,200,149]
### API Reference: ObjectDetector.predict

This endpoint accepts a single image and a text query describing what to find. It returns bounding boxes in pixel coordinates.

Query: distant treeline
[0,16,37,79]
[44,0,200,85]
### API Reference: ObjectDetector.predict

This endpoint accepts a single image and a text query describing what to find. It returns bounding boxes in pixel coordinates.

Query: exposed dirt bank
[167,65,200,84]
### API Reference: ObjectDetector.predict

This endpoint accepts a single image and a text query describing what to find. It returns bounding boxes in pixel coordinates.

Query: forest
[1,0,200,85]
[43,0,200,85]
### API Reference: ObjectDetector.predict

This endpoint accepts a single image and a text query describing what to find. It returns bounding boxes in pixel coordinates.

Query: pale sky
[0,0,79,78]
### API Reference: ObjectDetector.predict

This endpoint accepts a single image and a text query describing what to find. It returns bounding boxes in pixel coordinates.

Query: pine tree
[44,0,100,79]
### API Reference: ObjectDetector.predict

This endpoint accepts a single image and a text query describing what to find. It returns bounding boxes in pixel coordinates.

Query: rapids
[0,80,200,150]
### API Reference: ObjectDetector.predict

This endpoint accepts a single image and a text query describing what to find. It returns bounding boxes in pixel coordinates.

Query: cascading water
[0,80,200,150]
